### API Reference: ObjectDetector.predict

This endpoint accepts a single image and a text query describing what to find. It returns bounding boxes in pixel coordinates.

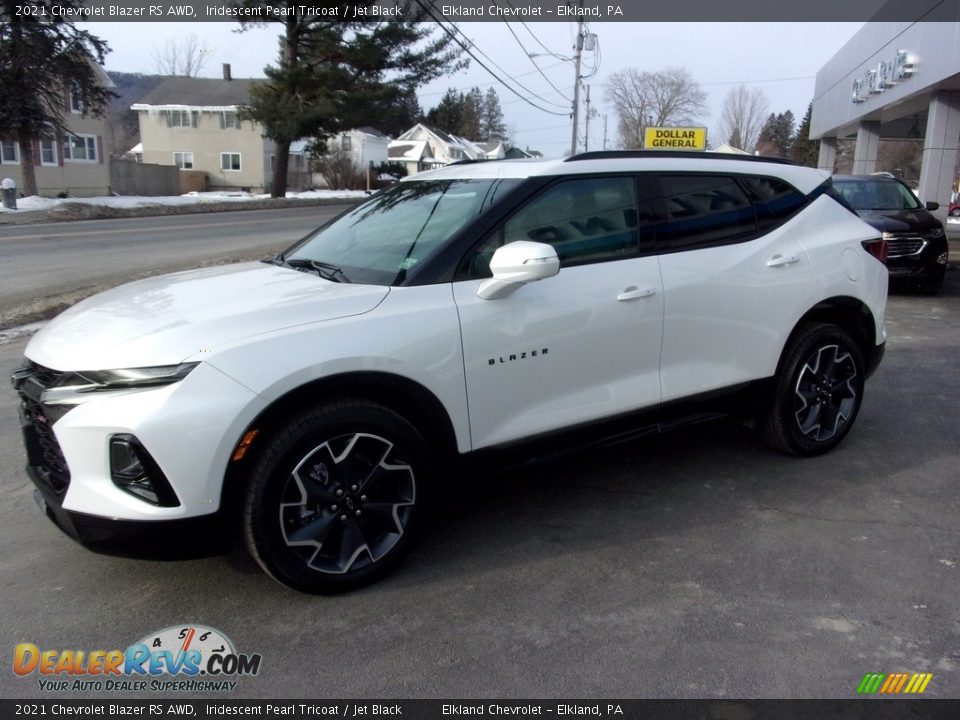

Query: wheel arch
[221,371,461,515]
[785,296,878,373]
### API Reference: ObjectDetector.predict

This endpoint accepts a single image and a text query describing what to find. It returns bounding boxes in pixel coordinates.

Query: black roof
[137,77,258,107]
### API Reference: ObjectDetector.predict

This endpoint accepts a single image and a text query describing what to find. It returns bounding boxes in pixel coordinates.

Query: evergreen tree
[480,87,506,140]
[0,3,113,196]
[757,110,795,157]
[459,87,483,140]
[426,86,507,141]
[790,103,820,168]
[425,88,464,136]
[378,88,422,139]
[236,6,464,197]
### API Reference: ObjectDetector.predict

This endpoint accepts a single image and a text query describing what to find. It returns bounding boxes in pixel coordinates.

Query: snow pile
[0,189,369,213]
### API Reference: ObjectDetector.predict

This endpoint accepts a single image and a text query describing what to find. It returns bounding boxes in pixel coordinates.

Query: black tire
[243,399,430,593]
[759,323,865,456]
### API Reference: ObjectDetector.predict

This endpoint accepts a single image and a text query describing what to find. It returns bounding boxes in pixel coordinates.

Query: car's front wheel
[243,400,430,593]
[759,323,865,456]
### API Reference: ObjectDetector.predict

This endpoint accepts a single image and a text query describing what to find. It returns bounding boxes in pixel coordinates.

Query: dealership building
[811,8,960,215]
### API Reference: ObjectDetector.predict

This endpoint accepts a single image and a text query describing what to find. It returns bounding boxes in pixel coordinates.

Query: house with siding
[389,124,491,175]
[131,65,310,193]
[0,67,113,197]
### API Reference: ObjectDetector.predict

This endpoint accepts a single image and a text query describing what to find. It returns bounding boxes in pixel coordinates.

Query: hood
[27,262,390,370]
[854,207,942,234]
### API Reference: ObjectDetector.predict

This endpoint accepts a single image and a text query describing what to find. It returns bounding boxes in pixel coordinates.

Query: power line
[701,75,814,86]
[494,2,571,103]
[415,1,569,114]
[418,60,566,98]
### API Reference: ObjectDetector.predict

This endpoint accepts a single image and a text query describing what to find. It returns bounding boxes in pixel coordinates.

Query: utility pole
[584,85,591,151]
[569,11,584,156]
[602,114,608,150]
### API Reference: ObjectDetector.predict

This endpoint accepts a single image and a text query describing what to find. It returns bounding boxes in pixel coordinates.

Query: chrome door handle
[766,254,800,267]
[617,286,657,301]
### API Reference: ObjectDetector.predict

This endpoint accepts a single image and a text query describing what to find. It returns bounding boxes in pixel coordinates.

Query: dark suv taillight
[861,237,889,264]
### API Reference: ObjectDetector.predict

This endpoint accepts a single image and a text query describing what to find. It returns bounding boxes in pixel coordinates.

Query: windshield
[834,179,922,211]
[283,179,517,285]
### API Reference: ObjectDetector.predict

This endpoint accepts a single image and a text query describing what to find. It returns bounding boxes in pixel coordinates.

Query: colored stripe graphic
[857,673,885,694]
[857,672,933,694]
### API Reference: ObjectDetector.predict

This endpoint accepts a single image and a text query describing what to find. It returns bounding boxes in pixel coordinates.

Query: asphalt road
[1,271,958,700]
[0,205,349,326]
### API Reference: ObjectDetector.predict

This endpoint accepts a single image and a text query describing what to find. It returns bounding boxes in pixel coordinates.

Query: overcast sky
[86,21,865,155]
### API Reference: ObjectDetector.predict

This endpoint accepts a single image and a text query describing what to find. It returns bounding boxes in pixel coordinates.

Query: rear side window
[660,175,756,249]
[740,176,807,232]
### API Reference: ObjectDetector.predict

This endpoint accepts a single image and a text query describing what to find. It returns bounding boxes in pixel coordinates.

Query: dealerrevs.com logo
[14,625,262,692]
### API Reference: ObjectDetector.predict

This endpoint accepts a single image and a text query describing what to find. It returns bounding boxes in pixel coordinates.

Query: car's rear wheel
[243,400,430,593]
[759,323,865,456]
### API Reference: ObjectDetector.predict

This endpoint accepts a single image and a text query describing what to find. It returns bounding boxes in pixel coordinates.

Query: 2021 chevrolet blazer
[12,152,888,593]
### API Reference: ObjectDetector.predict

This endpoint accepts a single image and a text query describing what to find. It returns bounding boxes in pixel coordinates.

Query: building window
[174,151,194,169]
[220,112,241,129]
[40,135,57,166]
[220,152,241,171]
[341,134,352,151]
[167,110,192,127]
[63,134,97,162]
[0,139,20,164]
[69,84,83,113]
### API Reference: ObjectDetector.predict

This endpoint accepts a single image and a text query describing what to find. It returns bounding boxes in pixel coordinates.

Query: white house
[389,124,491,174]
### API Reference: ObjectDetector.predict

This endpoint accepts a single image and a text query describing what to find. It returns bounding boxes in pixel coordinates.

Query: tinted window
[834,178,922,211]
[741,176,807,231]
[660,175,756,248]
[503,176,639,267]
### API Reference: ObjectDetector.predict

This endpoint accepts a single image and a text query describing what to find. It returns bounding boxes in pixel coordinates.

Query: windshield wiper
[283,258,351,283]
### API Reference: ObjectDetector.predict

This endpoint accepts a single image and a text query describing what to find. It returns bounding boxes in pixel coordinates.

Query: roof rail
[445,157,493,166]
[564,150,797,166]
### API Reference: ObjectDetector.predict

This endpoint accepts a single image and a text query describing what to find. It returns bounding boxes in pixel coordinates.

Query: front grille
[13,362,71,495]
[886,235,925,258]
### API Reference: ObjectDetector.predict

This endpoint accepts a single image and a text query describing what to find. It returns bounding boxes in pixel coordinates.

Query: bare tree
[605,67,708,149]
[152,35,210,77]
[718,84,768,152]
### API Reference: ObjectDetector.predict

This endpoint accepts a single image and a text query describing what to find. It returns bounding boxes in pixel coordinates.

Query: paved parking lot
[1,270,958,700]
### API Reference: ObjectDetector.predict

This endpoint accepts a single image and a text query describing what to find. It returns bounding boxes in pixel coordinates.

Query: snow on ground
[0,189,369,213]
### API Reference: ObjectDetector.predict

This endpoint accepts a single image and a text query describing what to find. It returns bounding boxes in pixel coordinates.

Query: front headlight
[41,363,199,406]
[929,226,944,238]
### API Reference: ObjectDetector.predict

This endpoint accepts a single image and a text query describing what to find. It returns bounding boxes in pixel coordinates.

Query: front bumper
[12,359,264,522]
[886,235,948,280]
[29,471,228,557]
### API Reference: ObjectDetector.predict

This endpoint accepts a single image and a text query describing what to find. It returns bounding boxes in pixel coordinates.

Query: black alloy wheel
[243,400,430,593]
[760,323,866,456]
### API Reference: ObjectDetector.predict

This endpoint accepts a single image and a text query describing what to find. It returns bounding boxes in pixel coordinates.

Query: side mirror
[925,201,939,211]
[477,241,560,300]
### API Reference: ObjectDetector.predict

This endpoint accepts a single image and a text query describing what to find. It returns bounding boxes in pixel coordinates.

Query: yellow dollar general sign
[857,672,933,694]
[643,127,707,150]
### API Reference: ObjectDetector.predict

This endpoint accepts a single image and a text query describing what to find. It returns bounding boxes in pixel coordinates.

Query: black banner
[3,700,960,720]
[6,0,960,22]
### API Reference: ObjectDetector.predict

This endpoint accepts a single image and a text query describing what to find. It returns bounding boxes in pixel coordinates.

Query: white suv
[12,152,888,592]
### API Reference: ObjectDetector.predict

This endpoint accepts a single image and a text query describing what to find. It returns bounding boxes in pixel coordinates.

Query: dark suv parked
[833,174,948,294]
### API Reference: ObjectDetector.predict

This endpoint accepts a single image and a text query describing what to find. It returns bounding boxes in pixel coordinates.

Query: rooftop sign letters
[643,127,707,150]
[852,50,916,103]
